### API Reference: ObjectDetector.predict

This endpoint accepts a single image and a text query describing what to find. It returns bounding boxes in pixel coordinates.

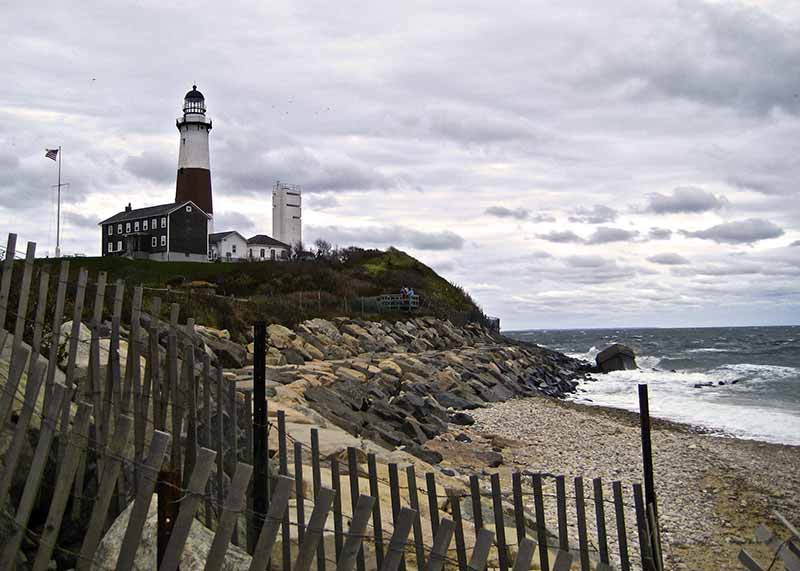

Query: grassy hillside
[15,247,486,341]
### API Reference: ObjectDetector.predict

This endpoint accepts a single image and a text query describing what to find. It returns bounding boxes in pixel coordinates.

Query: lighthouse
[175,85,213,229]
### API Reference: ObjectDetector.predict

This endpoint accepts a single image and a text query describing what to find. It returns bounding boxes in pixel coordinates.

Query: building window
[271,249,276,260]
[260,248,265,258]
[152,218,157,228]
[126,222,131,233]
[232,244,236,254]
[108,241,113,252]
[117,224,122,234]
[151,236,157,247]
[117,240,122,251]
[161,217,167,228]
[143,220,148,230]
[107,226,112,236]
[186,205,192,212]
[134,221,140,231]
[249,248,253,258]
[161,235,166,247]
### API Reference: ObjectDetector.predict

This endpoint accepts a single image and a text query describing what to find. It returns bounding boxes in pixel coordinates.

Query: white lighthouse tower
[175,85,213,229]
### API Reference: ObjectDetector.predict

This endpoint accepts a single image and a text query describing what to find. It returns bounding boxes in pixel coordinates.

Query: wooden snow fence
[738,511,799,571]
[0,232,664,571]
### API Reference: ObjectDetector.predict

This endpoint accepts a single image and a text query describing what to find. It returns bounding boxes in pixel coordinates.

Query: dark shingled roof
[185,85,204,100]
[246,234,290,248]
[98,201,208,225]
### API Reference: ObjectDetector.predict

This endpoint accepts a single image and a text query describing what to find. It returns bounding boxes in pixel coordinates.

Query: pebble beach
[429,396,800,571]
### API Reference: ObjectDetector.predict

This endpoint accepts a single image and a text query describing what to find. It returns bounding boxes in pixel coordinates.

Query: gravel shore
[428,396,799,571]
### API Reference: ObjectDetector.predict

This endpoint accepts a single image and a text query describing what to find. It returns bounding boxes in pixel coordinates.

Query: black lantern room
[183,85,206,114]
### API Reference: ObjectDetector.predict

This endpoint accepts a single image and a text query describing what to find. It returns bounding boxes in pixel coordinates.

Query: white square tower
[272,181,302,249]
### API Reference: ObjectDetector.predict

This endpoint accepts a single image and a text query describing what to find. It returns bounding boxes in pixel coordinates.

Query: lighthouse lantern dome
[183,85,206,114]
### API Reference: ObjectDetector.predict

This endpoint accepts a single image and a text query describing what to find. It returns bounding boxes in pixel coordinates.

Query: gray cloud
[214,211,256,234]
[63,211,98,230]
[306,194,340,210]
[645,187,726,214]
[648,228,673,240]
[569,205,617,224]
[307,225,464,251]
[536,230,583,243]
[683,218,784,244]
[647,253,690,265]
[485,206,530,220]
[586,227,639,244]
[124,152,174,184]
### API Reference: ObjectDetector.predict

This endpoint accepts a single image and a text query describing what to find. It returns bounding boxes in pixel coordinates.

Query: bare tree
[291,240,305,260]
[314,238,332,259]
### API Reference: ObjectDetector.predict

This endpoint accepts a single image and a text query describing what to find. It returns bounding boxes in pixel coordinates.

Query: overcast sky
[2,0,799,329]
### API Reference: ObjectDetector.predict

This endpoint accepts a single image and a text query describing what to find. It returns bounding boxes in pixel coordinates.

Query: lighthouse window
[161,235,167,246]
[161,217,167,228]
[143,220,148,230]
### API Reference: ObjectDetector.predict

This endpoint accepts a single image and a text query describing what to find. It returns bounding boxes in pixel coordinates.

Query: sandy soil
[425,396,799,571]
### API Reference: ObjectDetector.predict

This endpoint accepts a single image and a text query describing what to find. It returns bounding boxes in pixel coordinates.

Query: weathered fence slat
[0,362,47,500]
[169,331,182,468]
[511,538,536,571]
[388,463,404,571]
[447,488,468,571]
[44,261,69,405]
[632,483,655,571]
[76,414,134,570]
[182,342,198,488]
[295,441,307,545]
[11,240,35,353]
[425,472,441,539]
[612,481,631,571]
[467,528,494,571]
[738,550,766,571]
[216,365,225,516]
[646,503,663,571]
[311,428,326,571]
[593,478,610,565]
[28,263,50,371]
[491,473,510,571]
[469,475,483,530]
[407,464,427,571]
[337,494,376,571]
[347,447,367,571]
[116,430,172,571]
[0,232,17,328]
[332,457,345,560]
[574,477,590,571]
[249,475,294,571]
[0,343,30,429]
[279,410,292,571]
[512,472,525,544]
[381,507,416,571]
[428,518,455,571]
[205,462,254,571]
[552,550,574,571]
[532,473,550,571]
[368,452,385,571]
[159,447,218,571]
[30,402,93,571]
[294,487,336,571]
[0,383,66,571]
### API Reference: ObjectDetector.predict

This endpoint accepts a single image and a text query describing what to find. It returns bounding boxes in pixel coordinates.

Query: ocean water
[507,326,800,446]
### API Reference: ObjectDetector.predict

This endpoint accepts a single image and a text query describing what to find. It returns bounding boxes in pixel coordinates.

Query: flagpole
[56,145,61,257]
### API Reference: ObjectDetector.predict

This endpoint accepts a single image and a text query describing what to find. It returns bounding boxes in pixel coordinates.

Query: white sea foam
[569,365,800,446]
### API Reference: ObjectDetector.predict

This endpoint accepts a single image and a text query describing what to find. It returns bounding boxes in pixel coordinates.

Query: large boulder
[92,496,252,570]
[595,344,637,373]
[204,335,247,368]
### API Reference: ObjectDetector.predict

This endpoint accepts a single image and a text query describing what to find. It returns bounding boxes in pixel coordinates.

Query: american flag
[45,148,59,161]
